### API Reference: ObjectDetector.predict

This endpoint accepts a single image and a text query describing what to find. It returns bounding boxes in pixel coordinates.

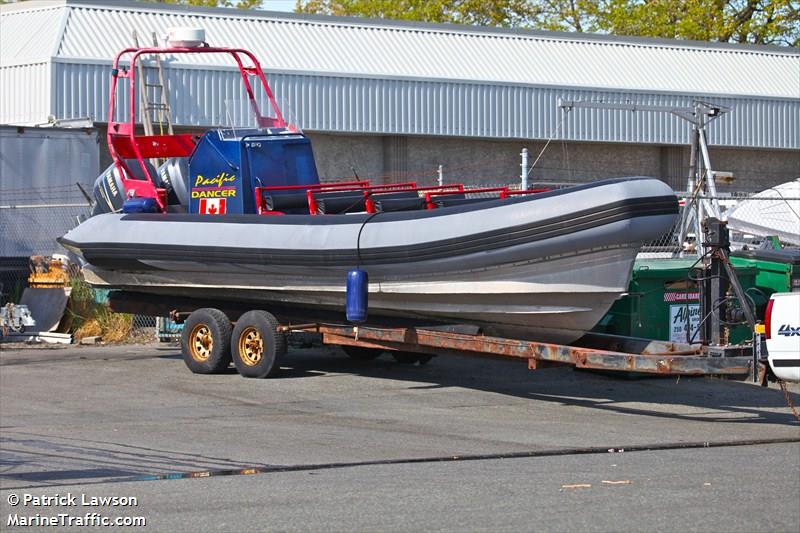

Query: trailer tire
[181,308,232,374]
[341,345,382,360]
[231,310,285,378]
[392,351,434,365]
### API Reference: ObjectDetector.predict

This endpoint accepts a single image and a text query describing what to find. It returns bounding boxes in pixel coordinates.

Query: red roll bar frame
[107,45,286,212]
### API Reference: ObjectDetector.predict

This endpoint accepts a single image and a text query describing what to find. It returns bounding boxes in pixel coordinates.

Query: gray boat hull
[61,177,679,343]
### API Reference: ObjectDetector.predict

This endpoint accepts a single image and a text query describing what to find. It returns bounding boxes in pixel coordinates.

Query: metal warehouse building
[1,0,798,192]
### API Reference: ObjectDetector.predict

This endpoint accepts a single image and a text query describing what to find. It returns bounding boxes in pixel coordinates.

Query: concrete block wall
[307,132,798,193]
[709,147,800,194]
[310,133,663,187]
[95,125,798,195]
[304,132,383,182]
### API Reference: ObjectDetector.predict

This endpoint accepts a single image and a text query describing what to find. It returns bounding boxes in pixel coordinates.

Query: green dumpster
[730,247,800,295]
[594,258,758,344]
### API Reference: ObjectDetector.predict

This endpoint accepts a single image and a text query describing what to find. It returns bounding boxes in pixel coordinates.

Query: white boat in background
[726,180,800,246]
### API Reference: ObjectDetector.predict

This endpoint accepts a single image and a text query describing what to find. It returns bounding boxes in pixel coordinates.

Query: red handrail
[257,181,368,193]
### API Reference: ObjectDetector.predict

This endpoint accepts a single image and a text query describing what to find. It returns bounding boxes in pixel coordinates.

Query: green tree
[142,0,263,8]
[2,0,262,7]
[295,0,800,46]
[592,1,799,46]
[295,0,540,26]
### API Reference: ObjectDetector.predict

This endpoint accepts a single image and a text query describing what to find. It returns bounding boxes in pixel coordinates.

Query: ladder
[133,30,174,138]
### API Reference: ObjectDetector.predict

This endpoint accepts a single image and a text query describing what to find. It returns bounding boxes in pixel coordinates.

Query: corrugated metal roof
[1,1,797,149]
[0,4,64,65]
[4,0,798,100]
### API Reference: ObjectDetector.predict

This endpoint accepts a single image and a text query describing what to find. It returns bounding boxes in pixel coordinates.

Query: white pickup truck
[764,292,800,382]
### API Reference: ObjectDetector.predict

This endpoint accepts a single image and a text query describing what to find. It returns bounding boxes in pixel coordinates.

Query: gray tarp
[0,125,98,256]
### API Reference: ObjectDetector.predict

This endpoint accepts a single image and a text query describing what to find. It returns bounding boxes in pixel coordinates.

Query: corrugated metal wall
[0,64,50,125]
[52,61,799,149]
[52,4,800,100]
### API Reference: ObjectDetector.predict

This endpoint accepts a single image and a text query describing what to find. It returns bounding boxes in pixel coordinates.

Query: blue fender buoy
[346,268,368,323]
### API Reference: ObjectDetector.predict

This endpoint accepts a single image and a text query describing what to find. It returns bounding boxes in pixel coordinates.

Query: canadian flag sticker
[199,198,226,215]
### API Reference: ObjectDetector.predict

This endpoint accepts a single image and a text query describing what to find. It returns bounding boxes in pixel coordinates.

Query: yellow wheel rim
[238,327,263,367]
[189,324,213,362]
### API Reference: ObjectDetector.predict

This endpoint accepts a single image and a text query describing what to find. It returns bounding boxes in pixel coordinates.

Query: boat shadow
[280,347,800,426]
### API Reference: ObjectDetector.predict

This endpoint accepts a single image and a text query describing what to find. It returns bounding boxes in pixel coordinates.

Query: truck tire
[181,308,232,374]
[341,345,382,360]
[231,310,286,378]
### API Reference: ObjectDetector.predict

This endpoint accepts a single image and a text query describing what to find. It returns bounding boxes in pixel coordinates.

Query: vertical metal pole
[695,198,704,255]
[678,128,700,254]
[437,164,443,187]
[520,148,528,190]
[698,129,721,218]
[687,128,698,196]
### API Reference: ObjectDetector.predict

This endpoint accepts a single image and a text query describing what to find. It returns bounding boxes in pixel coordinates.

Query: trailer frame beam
[288,324,753,377]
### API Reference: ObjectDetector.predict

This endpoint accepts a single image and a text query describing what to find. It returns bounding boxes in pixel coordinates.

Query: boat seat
[318,190,420,214]
[372,192,425,212]
[374,197,426,212]
[371,190,419,201]
[263,191,310,212]
[316,191,368,214]
[434,195,499,208]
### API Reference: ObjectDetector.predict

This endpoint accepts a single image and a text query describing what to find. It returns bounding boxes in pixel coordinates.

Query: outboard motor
[91,160,158,216]
[158,157,191,211]
[91,158,192,215]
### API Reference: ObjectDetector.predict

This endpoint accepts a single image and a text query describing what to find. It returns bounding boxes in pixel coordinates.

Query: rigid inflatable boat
[59,34,679,344]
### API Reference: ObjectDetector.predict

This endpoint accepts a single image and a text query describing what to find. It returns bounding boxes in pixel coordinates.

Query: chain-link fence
[0,186,158,342]
[641,191,800,254]
[0,186,91,305]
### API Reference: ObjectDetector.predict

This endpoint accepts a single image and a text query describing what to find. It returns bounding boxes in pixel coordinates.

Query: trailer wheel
[392,351,434,365]
[341,345,382,360]
[231,310,286,378]
[181,308,232,374]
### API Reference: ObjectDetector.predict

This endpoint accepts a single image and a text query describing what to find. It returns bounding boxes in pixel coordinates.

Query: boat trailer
[279,218,762,380]
[282,323,757,379]
[280,218,767,380]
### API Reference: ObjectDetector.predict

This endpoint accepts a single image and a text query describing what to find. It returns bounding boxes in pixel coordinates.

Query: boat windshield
[222,92,301,140]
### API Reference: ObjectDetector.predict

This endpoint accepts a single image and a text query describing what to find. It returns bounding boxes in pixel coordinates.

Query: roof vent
[167,28,206,48]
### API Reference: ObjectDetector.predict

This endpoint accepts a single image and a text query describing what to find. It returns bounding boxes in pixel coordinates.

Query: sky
[260,0,296,12]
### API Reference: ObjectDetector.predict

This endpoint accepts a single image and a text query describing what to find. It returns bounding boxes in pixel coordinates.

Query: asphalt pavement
[1,342,798,531]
